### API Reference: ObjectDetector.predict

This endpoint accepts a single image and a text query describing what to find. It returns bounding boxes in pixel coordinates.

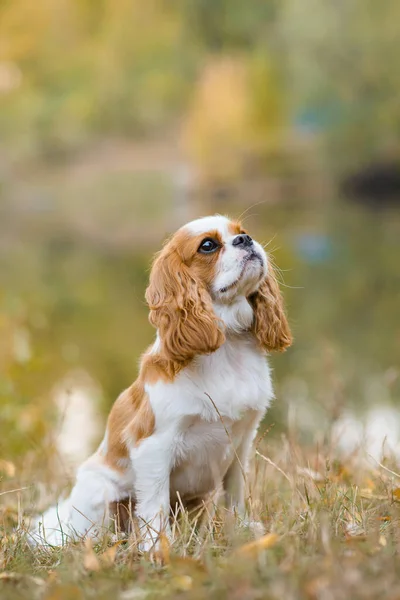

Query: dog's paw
[138,529,171,565]
[27,519,71,547]
[138,534,157,555]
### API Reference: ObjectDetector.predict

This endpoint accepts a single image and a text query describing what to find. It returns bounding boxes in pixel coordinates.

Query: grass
[1,431,400,600]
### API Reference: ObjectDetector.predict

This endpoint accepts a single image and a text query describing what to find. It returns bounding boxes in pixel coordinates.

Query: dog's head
[146,215,292,365]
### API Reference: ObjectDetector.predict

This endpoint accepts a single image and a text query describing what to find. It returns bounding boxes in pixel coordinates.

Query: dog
[30,215,292,549]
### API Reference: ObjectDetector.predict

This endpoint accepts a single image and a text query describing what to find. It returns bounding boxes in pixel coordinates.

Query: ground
[1,434,400,600]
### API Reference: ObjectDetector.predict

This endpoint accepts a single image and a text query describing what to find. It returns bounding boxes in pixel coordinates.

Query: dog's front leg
[223,409,265,535]
[130,429,176,552]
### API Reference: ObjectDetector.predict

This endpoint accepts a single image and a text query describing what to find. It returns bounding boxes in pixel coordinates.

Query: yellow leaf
[393,488,400,501]
[170,556,206,575]
[99,542,120,567]
[379,535,387,547]
[172,575,193,591]
[158,533,170,565]
[45,583,84,600]
[0,460,16,478]
[234,533,278,557]
[83,539,100,572]
[144,534,170,566]
[168,556,208,586]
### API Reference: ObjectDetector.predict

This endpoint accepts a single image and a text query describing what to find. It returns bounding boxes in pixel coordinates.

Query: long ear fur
[249,262,292,352]
[145,247,225,365]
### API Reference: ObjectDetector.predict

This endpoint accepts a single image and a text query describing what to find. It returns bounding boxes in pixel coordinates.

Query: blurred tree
[182,54,287,183]
[1,0,399,171]
[178,0,279,51]
[0,0,192,158]
[280,0,400,170]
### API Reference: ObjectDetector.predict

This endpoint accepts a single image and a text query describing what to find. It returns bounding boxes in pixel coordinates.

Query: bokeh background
[1,0,400,481]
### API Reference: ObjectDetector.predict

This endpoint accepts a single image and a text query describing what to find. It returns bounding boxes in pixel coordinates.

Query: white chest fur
[145,335,274,501]
[147,334,273,424]
[169,409,260,502]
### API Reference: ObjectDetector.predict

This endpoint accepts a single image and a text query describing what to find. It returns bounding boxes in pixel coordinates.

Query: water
[1,165,399,464]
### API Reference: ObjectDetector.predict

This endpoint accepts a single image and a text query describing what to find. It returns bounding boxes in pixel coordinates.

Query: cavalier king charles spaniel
[30,215,292,549]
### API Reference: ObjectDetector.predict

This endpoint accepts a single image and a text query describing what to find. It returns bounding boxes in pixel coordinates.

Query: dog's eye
[198,238,219,254]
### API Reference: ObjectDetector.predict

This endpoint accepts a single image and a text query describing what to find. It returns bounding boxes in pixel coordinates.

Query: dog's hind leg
[30,454,130,546]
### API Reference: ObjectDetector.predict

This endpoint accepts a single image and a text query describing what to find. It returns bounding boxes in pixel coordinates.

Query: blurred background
[1,0,400,482]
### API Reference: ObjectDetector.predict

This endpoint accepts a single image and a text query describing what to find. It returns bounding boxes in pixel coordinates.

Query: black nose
[232,234,253,247]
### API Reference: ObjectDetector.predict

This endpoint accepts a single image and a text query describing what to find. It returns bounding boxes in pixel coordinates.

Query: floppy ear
[249,262,292,352]
[145,246,225,365]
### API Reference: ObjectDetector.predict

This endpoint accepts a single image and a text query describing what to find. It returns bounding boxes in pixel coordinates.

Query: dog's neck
[213,296,254,334]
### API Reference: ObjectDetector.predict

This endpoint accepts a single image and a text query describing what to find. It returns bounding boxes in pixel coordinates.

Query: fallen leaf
[168,556,208,586]
[0,460,16,478]
[172,575,193,591]
[45,584,84,600]
[99,542,120,567]
[364,478,376,490]
[331,463,352,482]
[170,556,207,575]
[147,533,170,566]
[393,488,400,501]
[234,532,278,557]
[159,532,170,565]
[379,535,387,547]
[83,539,100,572]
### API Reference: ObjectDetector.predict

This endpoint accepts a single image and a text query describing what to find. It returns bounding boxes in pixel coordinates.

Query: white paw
[137,523,172,555]
[27,501,85,547]
[28,516,72,547]
[138,539,156,554]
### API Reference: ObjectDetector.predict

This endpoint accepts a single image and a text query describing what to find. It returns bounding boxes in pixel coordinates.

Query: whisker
[265,246,280,255]
[276,282,303,290]
[236,199,269,222]
[261,233,278,250]
[266,254,302,289]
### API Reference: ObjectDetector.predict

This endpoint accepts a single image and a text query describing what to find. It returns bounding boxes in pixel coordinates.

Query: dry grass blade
[2,427,400,598]
[368,454,400,479]
[255,450,292,483]
[0,486,30,497]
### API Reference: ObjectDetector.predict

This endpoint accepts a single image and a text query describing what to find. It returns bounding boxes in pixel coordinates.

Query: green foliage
[1,0,399,165]
[178,0,279,51]
[0,0,194,159]
[280,0,400,168]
